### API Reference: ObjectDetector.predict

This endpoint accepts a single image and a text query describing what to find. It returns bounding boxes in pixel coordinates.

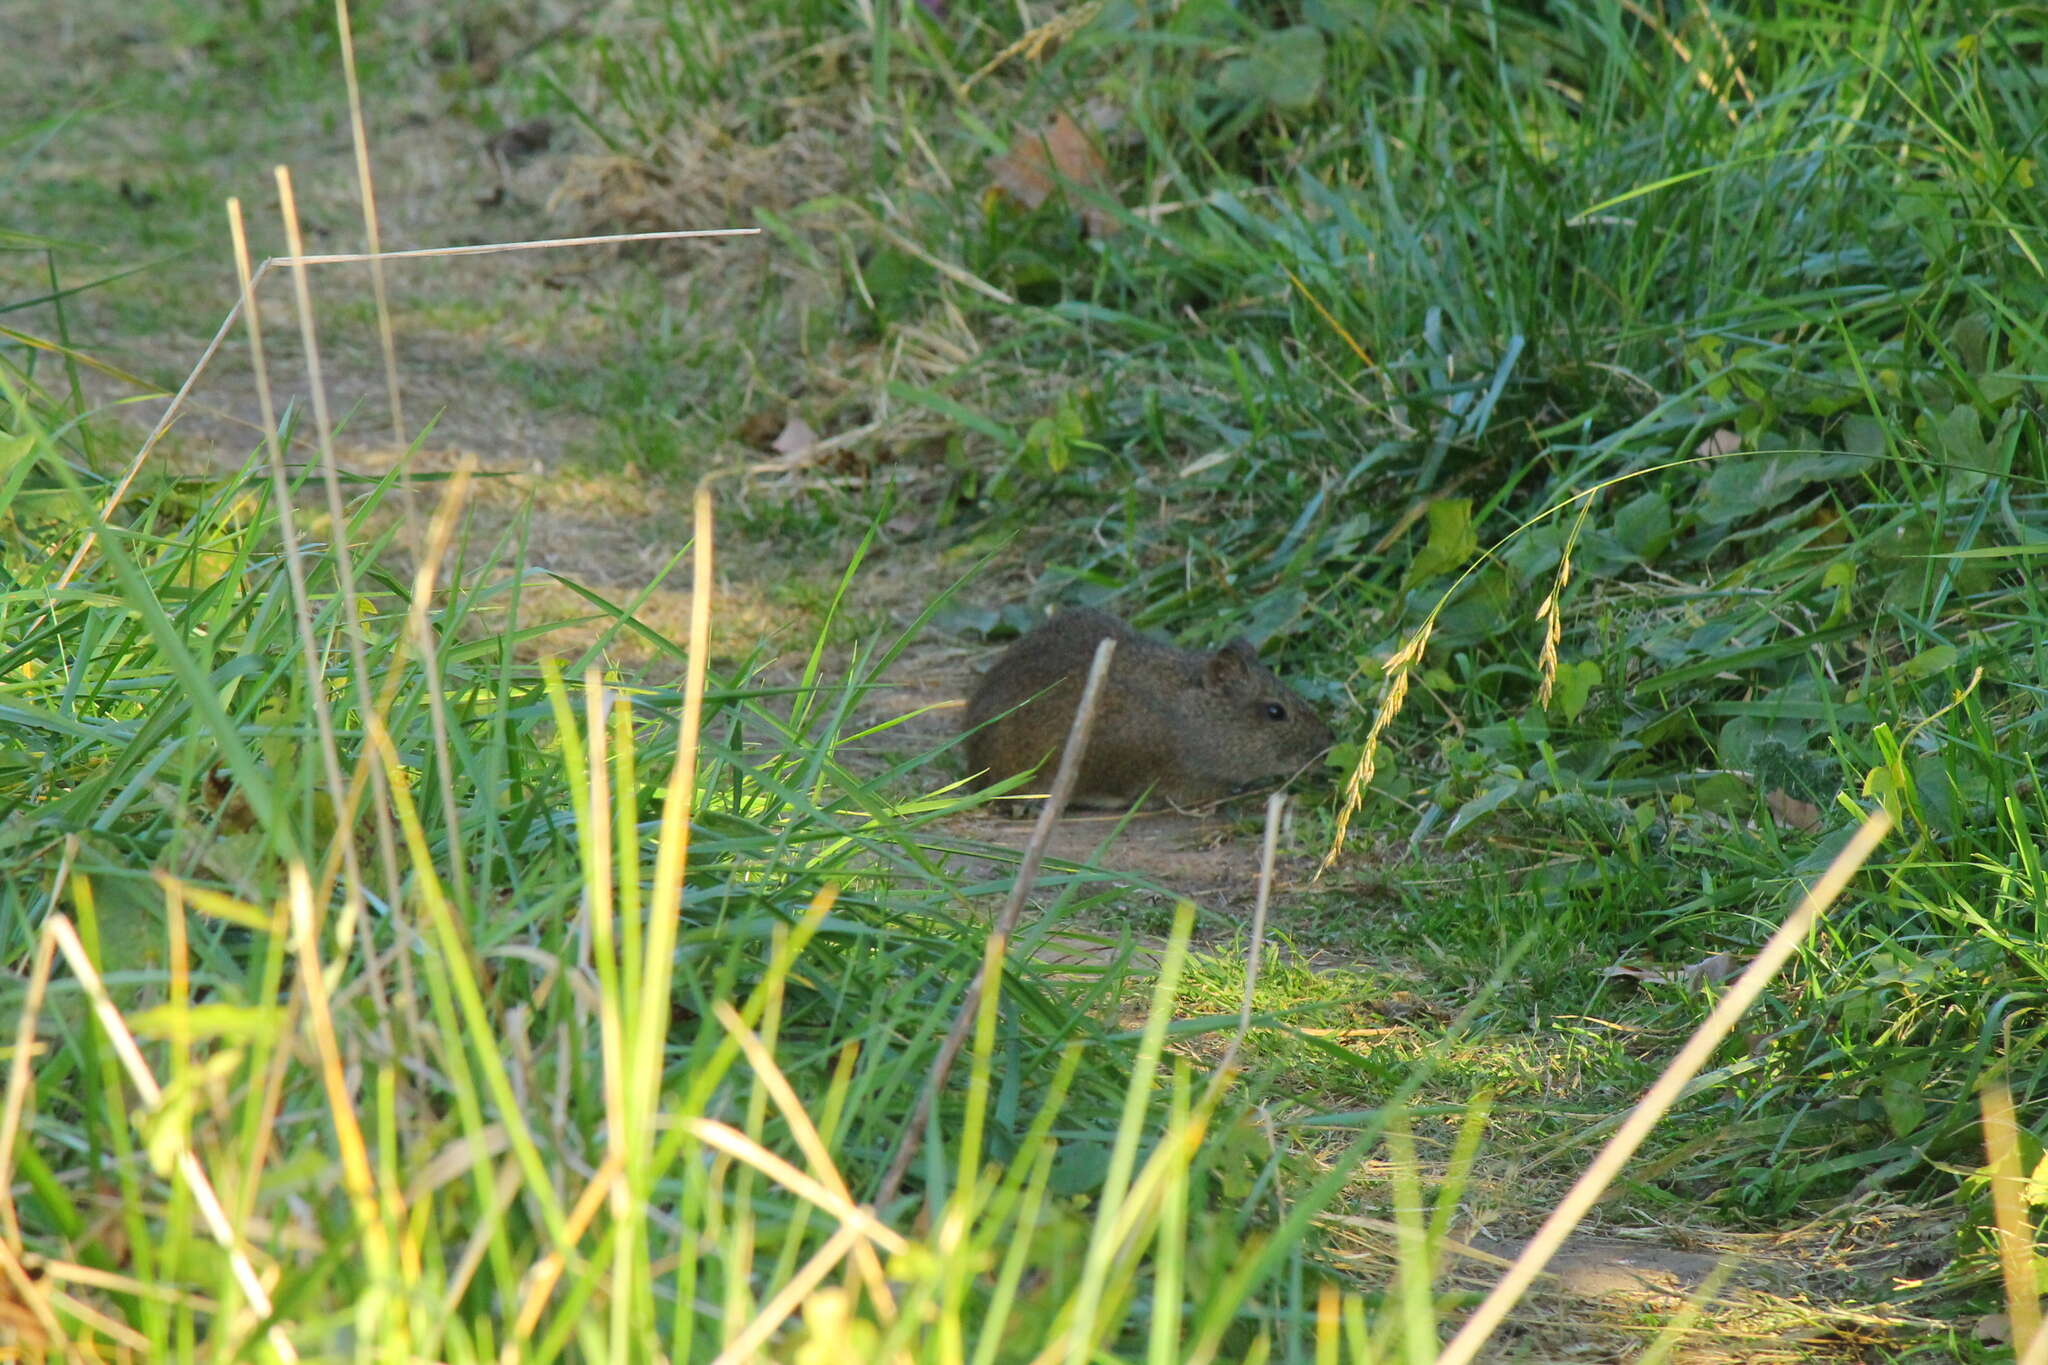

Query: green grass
[0,368,1424,1357]
[10,0,2048,1356]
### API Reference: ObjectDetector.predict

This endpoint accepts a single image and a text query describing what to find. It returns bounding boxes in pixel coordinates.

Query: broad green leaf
[1696,449,1866,523]
[1916,403,1995,484]
[1549,659,1601,722]
[1612,490,1673,562]
[1406,498,1477,584]
[1895,644,1958,681]
[1949,312,1992,373]
[1444,778,1526,842]
[1840,414,1889,461]
[1692,773,1752,813]
[1880,1066,1928,1139]
[1218,26,1326,109]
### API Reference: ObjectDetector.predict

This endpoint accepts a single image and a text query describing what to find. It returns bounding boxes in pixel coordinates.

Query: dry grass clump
[550,96,867,238]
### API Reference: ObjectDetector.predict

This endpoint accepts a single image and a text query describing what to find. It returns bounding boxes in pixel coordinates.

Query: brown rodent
[963,608,1334,808]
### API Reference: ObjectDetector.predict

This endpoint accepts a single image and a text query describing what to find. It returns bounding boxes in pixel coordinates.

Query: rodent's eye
[1264,702,1288,722]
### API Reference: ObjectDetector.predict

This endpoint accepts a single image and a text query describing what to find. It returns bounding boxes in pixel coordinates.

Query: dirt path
[35,77,1311,898]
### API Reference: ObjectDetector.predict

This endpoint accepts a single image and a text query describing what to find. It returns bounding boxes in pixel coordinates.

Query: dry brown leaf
[987,111,1120,237]
[1696,427,1742,457]
[0,1259,55,1352]
[1764,788,1823,832]
[736,409,785,450]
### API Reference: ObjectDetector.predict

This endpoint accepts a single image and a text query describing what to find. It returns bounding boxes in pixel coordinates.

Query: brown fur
[963,608,1333,808]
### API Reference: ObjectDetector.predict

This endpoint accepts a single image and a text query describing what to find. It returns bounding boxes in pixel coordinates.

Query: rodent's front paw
[985,796,1039,819]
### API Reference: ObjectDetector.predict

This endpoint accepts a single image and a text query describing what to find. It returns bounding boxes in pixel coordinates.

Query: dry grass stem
[280,228,757,267]
[48,223,752,613]
[46,289,240,601]
[873,634,1121,1207]
[332,0,404,446]
[1535,498,1591,710]
[285,862,395,1320]
[1435,806,1893,1365]
[227,195,385,1027]
[276,164,411,964]
[1615,0,1743,123]
[404,456,479,909]
[40,910,297,1361]
[0,934,64,1348]
[690,1120,908,1256]
[959,1,1105,93]
[715,1003,899,1319]
[710,1224,865,1365]
[1983,1074,2042,1358]
[1213,791,1286,1088]
[510,1149,627,1342]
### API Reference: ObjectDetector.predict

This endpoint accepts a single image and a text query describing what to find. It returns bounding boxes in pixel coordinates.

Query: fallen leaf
[1696,427,1742,457]
[1764,788,1823,832]
[1682,952,1742,986]
[772,417,821,456]
[1603,953,1745,988]
[988,111,1120,237]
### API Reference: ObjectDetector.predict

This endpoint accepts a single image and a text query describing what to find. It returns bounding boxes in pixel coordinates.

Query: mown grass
[7,0,2048,1357]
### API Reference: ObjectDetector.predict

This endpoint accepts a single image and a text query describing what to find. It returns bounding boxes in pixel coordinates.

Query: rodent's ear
[1205,639,1261,691]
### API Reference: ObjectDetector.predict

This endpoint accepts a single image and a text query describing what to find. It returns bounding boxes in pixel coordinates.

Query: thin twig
[48,225,755,598]
[333,0,404,447]
[278,228,756,266]
[872,636,1120,1207]
[276,165,410,969]
[1210,792,1285,1091]
[227,199,389,1043]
